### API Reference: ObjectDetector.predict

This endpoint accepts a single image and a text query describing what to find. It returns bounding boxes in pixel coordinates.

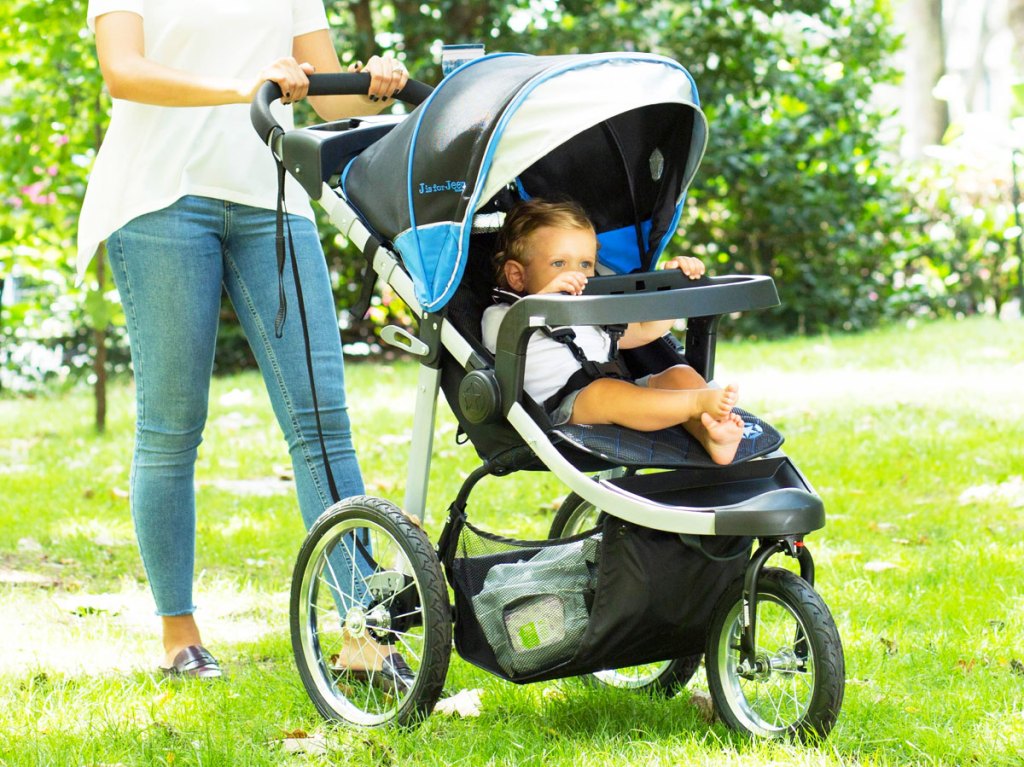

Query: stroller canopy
[343,53,708,312]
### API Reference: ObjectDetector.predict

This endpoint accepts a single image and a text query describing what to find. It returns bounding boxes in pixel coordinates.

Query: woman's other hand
[360,55,409,104]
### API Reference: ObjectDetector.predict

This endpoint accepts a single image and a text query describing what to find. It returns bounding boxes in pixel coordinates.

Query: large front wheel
[706,567,844,739]
[290,496,451,727]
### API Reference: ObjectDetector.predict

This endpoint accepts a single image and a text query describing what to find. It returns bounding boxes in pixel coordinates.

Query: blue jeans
[107,195,364,616]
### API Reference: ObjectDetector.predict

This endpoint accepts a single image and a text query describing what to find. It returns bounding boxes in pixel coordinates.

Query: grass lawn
[1,315,1022,766]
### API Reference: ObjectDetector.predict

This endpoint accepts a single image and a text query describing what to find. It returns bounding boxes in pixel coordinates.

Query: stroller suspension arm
[738,536,815,671]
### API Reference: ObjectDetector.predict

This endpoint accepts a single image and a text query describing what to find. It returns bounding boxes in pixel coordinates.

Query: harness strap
[489,289,632,414]
[541,325,632,412]
[274,158,289,338]
[274,159,341,504]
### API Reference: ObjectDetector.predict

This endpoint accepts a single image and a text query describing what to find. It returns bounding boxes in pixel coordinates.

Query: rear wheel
[290,496,451,727]
[549,492,701,693]
[705,567,844,739]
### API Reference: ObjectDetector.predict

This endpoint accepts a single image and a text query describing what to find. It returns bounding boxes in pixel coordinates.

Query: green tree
[324,0,907,335]
[0,0,929,406]
[0,0,121,423]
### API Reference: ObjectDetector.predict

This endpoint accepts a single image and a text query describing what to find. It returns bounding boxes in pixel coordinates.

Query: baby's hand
[661,256,705,280]
[538,272,588,295]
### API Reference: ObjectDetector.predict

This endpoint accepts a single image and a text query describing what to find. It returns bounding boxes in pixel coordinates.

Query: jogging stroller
[252,51,845,740]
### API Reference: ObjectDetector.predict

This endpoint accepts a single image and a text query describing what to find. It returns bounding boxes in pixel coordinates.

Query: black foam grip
[250,72,432,144]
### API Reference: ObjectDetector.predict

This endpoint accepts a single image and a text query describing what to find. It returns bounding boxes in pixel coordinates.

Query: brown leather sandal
[161,645,223,679]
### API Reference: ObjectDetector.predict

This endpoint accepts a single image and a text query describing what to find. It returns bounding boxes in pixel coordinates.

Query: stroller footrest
[714,489,824,536]
[605,456,825,536]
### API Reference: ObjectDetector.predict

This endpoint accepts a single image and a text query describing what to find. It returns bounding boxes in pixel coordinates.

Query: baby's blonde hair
[493,199,595,290]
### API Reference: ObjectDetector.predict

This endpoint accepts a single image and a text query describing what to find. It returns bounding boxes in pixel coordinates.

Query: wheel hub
[366,603,391,632]
[768,647,802,673]
[343,606,367,638]
[738,651,773,681]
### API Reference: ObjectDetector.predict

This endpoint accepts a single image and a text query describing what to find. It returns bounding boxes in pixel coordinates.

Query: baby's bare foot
[698,383,739,419]
[700,411,745,465]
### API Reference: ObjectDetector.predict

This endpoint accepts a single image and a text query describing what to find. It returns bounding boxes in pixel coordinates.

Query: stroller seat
[552,411,780,470]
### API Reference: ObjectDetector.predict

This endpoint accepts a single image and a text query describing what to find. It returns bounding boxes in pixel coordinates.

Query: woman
[78,0,408,680]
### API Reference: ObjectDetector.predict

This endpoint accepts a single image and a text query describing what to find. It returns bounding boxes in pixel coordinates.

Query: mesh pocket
[451,521,600,680]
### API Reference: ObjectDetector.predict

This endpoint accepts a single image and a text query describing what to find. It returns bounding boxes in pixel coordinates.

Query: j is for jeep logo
[418,180,467,194]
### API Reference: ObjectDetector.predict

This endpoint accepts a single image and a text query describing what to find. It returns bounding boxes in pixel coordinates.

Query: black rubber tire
[290,495,451,727]
[549,492,702,694]
[705,567,845,740]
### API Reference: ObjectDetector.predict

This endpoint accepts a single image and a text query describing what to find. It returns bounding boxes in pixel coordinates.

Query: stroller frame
[252,56,845,740]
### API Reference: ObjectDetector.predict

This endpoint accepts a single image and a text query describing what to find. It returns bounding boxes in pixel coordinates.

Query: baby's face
[519,225,597,294]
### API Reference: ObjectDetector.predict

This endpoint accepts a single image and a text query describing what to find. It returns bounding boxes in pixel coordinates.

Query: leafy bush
[322,0,929,337]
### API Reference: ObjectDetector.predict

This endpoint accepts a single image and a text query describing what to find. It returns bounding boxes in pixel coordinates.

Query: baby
[481,199,744,465]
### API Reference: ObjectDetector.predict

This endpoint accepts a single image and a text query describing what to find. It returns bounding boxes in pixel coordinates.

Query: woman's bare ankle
[331,636,392,671]
[162,614,203,666]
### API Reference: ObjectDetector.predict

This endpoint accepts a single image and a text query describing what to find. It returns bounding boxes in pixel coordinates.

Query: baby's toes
[724,383,739,403]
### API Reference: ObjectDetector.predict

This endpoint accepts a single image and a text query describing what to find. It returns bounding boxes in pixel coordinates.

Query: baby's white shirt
[481,302,613,404]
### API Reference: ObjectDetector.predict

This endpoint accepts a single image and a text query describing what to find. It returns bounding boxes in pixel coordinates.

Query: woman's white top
[76,0,329,279]
[481,302,612,405]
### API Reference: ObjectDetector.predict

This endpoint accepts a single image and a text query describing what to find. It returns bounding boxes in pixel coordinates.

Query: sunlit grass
[1,315,1022,766]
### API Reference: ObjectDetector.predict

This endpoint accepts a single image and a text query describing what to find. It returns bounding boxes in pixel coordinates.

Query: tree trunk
[347,0,376,64]
[899,0,949,159]
[391,0,493,77]
[94,243,107,433]
[1010,0,1024,66]
[93,93,108,432]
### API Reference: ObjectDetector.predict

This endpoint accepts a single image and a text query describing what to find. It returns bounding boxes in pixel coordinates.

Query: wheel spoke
[311,602,341,621]
[387,608,422,622]
[381,629,424,664]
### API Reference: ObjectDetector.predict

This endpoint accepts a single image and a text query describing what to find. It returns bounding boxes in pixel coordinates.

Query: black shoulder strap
[274,160,341,505]
[542,324,629,371]
[540,324,632,412]
[491,287,522,305]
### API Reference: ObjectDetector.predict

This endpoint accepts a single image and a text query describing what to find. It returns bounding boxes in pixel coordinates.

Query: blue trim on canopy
[682,69,701,107]
[404,52,529,295]
[514,177,531,201]
[340,155,384,241]
[394,223,462,310]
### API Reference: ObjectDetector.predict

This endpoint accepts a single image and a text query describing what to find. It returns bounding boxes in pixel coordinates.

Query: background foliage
[0,0,126,395]
[1,0,1020,394]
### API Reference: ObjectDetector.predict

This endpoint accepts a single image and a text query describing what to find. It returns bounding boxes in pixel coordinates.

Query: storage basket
[445,512,750,683]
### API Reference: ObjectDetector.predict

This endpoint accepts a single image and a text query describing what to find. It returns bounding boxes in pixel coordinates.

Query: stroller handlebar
[250,72,433,145]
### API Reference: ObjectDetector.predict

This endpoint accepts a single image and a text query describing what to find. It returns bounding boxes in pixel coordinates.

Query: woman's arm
[93,12,406,114]
[94,12,293,106]
[292,29,408,121]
